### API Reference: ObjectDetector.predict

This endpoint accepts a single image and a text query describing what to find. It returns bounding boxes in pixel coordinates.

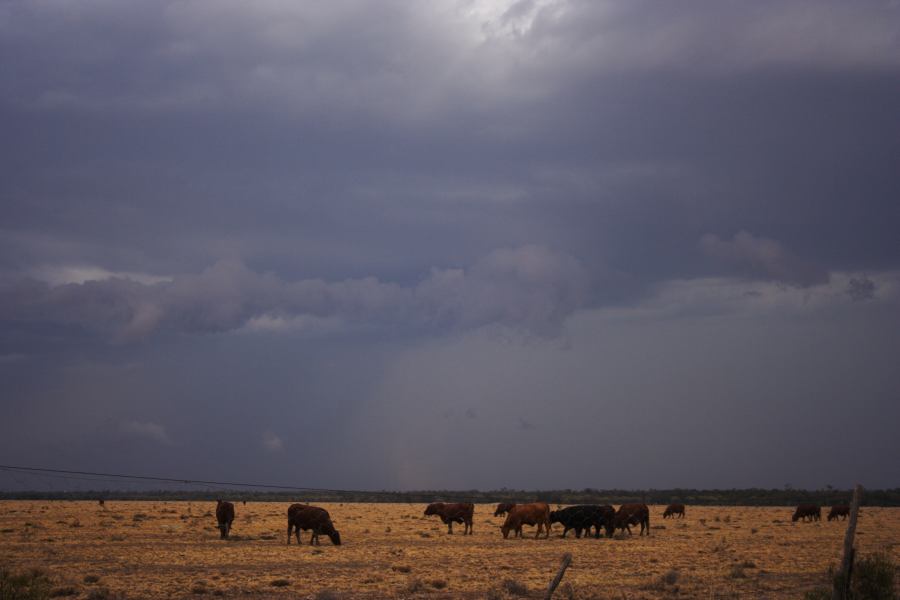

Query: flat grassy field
[1,501,897,599]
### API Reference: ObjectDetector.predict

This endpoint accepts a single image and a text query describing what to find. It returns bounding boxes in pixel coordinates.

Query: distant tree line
[2,488,899,506]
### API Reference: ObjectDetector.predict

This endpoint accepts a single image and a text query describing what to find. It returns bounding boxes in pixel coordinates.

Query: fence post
[545,553,572,599]
[832,484,863,600]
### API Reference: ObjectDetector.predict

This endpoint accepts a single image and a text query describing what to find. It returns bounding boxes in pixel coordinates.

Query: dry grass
[1,501,898,598]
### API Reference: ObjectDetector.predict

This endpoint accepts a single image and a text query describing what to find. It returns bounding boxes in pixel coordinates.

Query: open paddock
[1,501,898,598]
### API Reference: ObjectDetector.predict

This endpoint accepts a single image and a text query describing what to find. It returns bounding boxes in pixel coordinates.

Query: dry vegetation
[1,501,898,599]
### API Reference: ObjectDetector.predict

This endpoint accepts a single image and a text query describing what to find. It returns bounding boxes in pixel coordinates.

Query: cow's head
[791,511,800,522]
[424,503,441,516]
[501,523,511,539]
[328,529,342,545]
[548,511,560,524]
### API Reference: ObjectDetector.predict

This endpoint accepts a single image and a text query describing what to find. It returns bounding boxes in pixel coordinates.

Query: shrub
[662,570,679,585]
[391,565,411,574]
[314,591,342,600]
[270,579,290,587]
[851,552,895,600]
[502,578,528,596]
[0,567,51,600]
[83,575,101,584]
[430,579,447,589]
[49,586,78,597]
[404,579,424,593]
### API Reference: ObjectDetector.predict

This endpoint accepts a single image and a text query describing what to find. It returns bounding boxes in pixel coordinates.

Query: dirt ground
[1,501,898,599]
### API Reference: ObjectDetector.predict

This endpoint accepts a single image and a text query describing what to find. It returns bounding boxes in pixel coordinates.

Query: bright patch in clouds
[32,265,172,286]
[261,431,284,453]
[119,420,173,446]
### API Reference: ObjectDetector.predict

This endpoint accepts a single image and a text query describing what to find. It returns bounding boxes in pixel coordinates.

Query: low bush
[0,567,51,600]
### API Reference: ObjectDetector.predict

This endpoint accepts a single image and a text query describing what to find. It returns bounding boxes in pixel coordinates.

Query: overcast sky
[1,0,899,492]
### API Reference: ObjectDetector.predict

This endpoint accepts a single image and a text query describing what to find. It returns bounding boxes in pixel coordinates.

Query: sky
[1,0,899,492]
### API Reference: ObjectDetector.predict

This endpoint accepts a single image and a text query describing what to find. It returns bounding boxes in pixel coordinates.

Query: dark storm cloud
[1,1,899,489]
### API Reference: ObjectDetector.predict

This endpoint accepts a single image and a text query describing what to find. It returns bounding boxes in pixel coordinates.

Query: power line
[0,464,388,495]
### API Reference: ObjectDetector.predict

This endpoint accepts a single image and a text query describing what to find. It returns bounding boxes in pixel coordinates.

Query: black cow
[287,504,341,546]
[792,504,821,522]
[828,505,850,521]
[216,500,235,539]
[549,505,616,539]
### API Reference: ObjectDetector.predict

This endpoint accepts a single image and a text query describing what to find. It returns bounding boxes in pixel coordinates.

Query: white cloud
[261,431,284,452]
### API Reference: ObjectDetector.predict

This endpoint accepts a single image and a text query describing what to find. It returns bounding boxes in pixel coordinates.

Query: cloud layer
[1,1,899,490]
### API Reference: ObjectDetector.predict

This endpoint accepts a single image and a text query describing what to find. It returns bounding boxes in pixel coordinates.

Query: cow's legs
[447,519,453,534]
[224,522,231,539]
[287,522,293,545]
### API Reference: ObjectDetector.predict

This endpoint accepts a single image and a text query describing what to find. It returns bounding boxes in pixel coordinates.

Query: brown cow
[216,500,235,539]
[424,502,474,535]
[827,505,849,521]
[287,504,341,546]
[501,502,551,539]
[792,504,821,522]
[494,503,516,517]
[614,503,650,536]
[663,503,685,519]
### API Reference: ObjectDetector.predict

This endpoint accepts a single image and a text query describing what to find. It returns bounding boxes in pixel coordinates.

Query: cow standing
[663,503,685,519]
[549,505,616,539]
[501,502,551,539]
[792,504,821,522]
[494,503,516,517]
[216,500,235,539]
[828,505,850,521]
[614,503,650,536]
[424,502,474,535]
[287,504,341,546]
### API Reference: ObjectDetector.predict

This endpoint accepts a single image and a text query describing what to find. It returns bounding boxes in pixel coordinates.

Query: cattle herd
[206,499,852,546]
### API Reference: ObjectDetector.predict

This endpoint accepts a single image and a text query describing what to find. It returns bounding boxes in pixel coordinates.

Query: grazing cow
[549,505,616,539]
[828,505,850,521]
[287,504,341,546]
[501,502,551,539]
[424,502,474,535]
[663,503,685,519]
[792,504,821,522]
[614,503,650,536]
[494,503,516,517]
[98,499,105,507]
[216,500,235,539]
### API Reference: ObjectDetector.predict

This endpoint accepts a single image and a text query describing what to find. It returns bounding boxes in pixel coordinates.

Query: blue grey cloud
[1,0,899,490]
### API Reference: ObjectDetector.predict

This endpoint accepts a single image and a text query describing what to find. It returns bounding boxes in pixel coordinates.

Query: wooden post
[832,484,863,600]
[545,553,572,600]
